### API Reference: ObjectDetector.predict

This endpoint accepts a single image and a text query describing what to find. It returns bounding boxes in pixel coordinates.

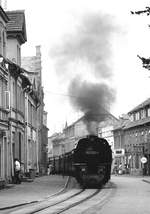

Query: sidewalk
[0,175,69,210]
[112,174,150,184]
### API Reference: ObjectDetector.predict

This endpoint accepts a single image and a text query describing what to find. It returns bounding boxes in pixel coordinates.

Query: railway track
[4,182,114,214]
[5,189,98,214]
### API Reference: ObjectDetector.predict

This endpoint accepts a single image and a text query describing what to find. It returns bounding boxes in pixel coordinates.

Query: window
[28,101,32,124]
[135,112,140,120]
[141,109,146,119]
[0,82,2,107]
[0,31,2,55]
[0,144,1,177]
[17,45,21,66]
[2,31,6,57]
[12,81,16,108]
[4,91,10,110]
[130,114,134,121]
[148,108,150,117]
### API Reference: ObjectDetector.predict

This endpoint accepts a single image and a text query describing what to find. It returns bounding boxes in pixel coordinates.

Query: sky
[5,0,150,135]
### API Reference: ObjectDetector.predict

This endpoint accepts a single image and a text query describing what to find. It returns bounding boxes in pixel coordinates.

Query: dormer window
[148,108,150,117]
[135,112,140,120]
[130,114,134,121]
[141,109,146,119]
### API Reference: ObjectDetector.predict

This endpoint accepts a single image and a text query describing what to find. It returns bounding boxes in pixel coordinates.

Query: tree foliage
[131,7,150,70]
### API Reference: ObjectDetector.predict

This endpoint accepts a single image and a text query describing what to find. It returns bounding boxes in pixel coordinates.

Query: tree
[131,7,150,70]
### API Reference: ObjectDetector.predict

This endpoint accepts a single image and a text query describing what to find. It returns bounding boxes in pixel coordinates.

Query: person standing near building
[118,163,123,175]
[14,158,21,184]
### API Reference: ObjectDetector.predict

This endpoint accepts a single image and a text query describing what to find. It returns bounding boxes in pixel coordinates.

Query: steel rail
[34,189,101,214]
[9,188,84,214]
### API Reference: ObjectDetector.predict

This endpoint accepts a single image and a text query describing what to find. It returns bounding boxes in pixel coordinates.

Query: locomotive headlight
[81,168,86,172]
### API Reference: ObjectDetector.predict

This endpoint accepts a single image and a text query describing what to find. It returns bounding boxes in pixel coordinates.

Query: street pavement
[113,174,150,185]
[0,174,150,212]
[97,175,150,214]
[0,175,69,210]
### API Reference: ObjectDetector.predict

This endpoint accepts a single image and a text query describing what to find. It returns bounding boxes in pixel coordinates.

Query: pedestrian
[47,164,52,175]
[118,163,122,175]
[113,162,118,175]
[14,158,21,184]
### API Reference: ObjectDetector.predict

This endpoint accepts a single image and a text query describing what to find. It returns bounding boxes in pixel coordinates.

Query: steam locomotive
[49,135,112,188]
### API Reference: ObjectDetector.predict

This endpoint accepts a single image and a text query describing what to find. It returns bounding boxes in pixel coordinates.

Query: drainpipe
[25,89,32,172]
[25,92,29,172]
[36,110,39,173]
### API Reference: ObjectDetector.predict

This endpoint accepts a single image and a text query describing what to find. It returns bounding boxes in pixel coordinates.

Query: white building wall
[98,125,114,156]
[6,39,21,66]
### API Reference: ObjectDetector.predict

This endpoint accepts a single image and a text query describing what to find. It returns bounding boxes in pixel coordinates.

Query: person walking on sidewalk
[14,158,21,184]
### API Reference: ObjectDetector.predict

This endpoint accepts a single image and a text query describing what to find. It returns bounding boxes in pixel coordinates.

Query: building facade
[0,6,46,185]
[113,116,130,173]
[0,7,10,183]
[113,100,150,175]
[50,113,118,161]
[98,114,119,157]
[21,46,48,175]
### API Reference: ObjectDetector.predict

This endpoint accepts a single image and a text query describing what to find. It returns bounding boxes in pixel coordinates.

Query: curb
[142,179,150,184]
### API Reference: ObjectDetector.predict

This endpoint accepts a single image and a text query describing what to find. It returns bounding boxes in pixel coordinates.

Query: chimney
[0,0,7,10]
[36,45,41,57]
[4,0,7,10]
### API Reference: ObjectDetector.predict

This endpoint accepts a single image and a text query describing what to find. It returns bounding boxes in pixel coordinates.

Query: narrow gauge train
[49,135,112,187]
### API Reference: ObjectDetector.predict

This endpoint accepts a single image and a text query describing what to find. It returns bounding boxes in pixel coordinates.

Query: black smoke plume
[51,13,117,133]
[68,77,115,133]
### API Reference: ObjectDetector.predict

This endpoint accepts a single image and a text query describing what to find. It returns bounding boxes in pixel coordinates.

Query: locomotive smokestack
[51,13,116,133]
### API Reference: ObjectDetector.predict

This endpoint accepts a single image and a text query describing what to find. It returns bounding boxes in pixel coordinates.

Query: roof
[113,116,150,131]
[0,6,9,22]
[123,117,150,130]
[128,98,150,114]
[21,56,40,73]
[113,118,130,131]
[6,10,27,44]
[64,111,118,131]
